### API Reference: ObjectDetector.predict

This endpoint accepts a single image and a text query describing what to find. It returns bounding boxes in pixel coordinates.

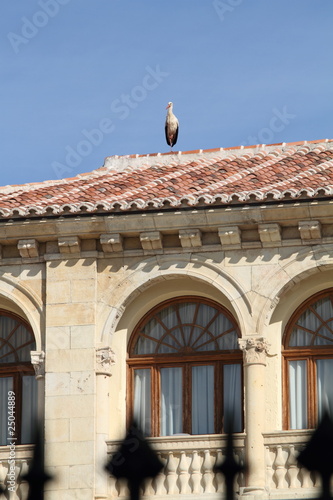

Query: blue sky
[1,0,332,186]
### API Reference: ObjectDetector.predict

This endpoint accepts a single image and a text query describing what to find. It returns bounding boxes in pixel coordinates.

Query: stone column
[239,337,270,498]
[95,347,115,500]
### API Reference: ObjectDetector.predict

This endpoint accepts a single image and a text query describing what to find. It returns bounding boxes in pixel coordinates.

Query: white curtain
[0,377,13,445]
[289,360,307,429]
[133,369,151,435]
[223,364,242,432]
[161,367,182,435]
[317,359,333,420]
[21,375,38,444]
[192,365,214,434]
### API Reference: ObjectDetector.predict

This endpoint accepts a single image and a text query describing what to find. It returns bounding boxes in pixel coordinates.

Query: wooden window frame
[0,310,36,445]
[282,289,333,430]
[127,297,243,436]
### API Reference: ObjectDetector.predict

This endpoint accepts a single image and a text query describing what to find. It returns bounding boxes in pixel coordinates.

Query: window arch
[128,297,243,436]
[0,311,38,445]
[283,289,333,429]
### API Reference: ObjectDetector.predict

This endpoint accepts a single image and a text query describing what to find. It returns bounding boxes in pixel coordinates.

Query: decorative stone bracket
[96,347,116,376]
[30,350,45,379]
[18,239,39,258]
[100,233,123,253]
[238,337,270,366]
[179,229,202,248]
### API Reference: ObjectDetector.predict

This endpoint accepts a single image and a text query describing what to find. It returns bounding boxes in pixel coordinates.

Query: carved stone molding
[238,337,270,366]
[30,350,45,379]
[96,347,116,376]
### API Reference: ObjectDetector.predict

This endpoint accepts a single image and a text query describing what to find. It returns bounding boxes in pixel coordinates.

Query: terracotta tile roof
[1,139,333,219]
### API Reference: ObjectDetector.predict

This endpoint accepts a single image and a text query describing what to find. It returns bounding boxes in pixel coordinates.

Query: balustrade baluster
[299,465,313,489]
[265,447,275,490]
[286,444,299,489]
[273,445,286,489]
[108,475,118,497]
[0,462,6,495]
[214,450,223,493]
[189,450,201,494]
[165,452,178,495]
[202,449,215,493]
[20,460,30,500]
[178,451,190,494]
[153,453,167,495]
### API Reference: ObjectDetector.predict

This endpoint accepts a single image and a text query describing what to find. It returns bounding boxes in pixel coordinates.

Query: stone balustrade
[107,434,246,498]
[0,445,33,500]
[264,430,319,498]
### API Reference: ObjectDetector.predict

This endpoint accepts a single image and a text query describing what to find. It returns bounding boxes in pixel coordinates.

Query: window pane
[0,377,13,445]
[161,367,182,436]
[192,365,214,434]
[21,375,38,444]
[133,369,151,436]
[316,359,333,421]
[223,364,242,432]
[289,360,307,429]
[133,300,240,355]
[0,316,35,363]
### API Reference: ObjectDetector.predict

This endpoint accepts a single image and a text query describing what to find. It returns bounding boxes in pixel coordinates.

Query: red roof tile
[0,140,333,219]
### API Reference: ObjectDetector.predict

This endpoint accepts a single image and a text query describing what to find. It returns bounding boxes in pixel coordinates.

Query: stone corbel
[179,229,202,248]
[258,223,281,247]
[238,337,270,366]
[218,226,242,249]
[140,231,163,251]
[30,350,45,379]
[18,239,39,258]
[298,220,321,242]
[58,236,81,254]
[96,347,116,376]
[100,233,123,253]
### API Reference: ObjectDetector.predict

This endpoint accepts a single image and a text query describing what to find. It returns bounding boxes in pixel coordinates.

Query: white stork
[165,102,179,150]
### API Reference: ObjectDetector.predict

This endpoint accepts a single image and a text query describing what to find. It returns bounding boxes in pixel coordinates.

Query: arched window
[283,290,333,429]
[0,311,38,445]
[128,297,243,436]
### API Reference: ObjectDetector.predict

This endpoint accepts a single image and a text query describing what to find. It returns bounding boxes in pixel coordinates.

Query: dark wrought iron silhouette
[105,422,163,500]
[22,423,52,500]
[298,411,333,500]
[214,429,247,500]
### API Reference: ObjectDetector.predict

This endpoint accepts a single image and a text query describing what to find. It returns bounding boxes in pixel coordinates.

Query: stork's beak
[166,104,170,109]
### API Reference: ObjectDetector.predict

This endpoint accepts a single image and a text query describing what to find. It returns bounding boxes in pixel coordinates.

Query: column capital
[238,337,270,366]
[30,350,45,379]
[96,347,116,376]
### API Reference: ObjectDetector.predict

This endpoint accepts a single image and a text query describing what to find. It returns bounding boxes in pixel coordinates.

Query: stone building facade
[1,139,333,500]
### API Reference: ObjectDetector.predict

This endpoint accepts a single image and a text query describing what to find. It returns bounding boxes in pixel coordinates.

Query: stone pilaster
[239,337,270,498]
[44,258,97,500]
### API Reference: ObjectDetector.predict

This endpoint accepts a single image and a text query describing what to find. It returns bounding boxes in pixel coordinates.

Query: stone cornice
[0,201,332,263]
